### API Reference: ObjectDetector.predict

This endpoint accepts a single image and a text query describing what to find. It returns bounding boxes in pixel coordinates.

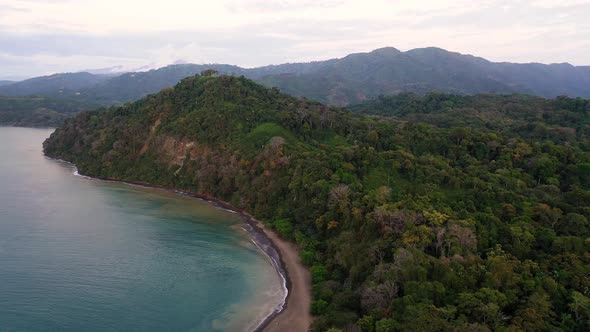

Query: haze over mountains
[0,73,111,97]
[1,46,590,126]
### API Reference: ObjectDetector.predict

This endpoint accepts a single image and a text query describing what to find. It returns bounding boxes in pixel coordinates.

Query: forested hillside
[258,47,590,105]
[349,92,590,133]
[0,72,110,97]
[0,96,98,127]
[44,74,590,331]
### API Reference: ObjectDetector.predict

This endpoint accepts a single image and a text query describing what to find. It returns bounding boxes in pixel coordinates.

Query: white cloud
[0,0,589,79]
[0,50,147,79]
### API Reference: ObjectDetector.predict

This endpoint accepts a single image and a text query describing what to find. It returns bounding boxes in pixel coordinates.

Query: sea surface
[0,127,284,331]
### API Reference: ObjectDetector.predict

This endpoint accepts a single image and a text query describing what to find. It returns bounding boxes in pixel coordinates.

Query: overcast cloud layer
[0,0,589,80]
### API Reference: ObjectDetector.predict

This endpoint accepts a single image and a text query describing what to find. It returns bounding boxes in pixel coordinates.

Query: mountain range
[0,72,110,97]
[2,46,590,126]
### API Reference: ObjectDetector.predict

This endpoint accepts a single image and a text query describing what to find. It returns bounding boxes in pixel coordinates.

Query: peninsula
[44,73,590,331]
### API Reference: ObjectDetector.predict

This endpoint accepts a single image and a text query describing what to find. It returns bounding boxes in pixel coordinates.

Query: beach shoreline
[61,160,312,331]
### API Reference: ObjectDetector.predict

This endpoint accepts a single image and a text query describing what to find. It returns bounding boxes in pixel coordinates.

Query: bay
[0,127,284,331]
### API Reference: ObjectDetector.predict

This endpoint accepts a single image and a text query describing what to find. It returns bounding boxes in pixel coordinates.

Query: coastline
[63,162,312,331]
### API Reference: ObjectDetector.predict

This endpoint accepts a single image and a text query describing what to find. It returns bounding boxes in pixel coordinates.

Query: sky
[0,0,589,80]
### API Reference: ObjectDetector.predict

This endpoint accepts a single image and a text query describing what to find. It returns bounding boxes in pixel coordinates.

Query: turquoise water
[0,127,284,331]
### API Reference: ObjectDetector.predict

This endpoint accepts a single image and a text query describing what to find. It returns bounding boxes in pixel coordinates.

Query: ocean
[0,127,284,331]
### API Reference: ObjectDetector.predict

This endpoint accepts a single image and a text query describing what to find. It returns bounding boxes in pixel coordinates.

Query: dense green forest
[0,96,98,127]
[44,74,590,331]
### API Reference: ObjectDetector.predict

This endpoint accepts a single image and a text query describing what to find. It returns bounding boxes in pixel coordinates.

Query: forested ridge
[0,96,98,127]
[5,47,590,127]
[4,46,590,119]
[44,74,590,331]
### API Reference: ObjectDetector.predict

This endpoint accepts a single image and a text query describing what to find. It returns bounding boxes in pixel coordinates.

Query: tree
[570,291,590,328]
[273,218,294,238]
[557,213,589,236]
[375,319,398,332]
[357,315,375,332]
[200,69,219,76]
[529,154,559,184]
[533,204,562,228]
[311,264,329,283]
[458,288,509,329]
[510,291,553,331]
[311,299,329,315]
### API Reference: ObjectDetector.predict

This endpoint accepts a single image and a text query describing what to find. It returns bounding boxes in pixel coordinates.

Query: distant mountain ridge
[256,47,590,104]
[1,46,589,107]
[0,95,99,127]
[0,72,110,97]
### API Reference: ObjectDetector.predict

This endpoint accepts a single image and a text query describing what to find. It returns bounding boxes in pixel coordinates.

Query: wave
[242,224,288,331]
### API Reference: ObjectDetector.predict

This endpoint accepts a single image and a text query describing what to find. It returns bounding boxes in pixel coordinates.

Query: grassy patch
[240,122,296,152]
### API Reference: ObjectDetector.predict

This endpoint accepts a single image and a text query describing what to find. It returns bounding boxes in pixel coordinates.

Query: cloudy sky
[0,0,589,80]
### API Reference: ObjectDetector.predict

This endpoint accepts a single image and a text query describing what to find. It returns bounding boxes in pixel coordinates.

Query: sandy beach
[249,218,312,332]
